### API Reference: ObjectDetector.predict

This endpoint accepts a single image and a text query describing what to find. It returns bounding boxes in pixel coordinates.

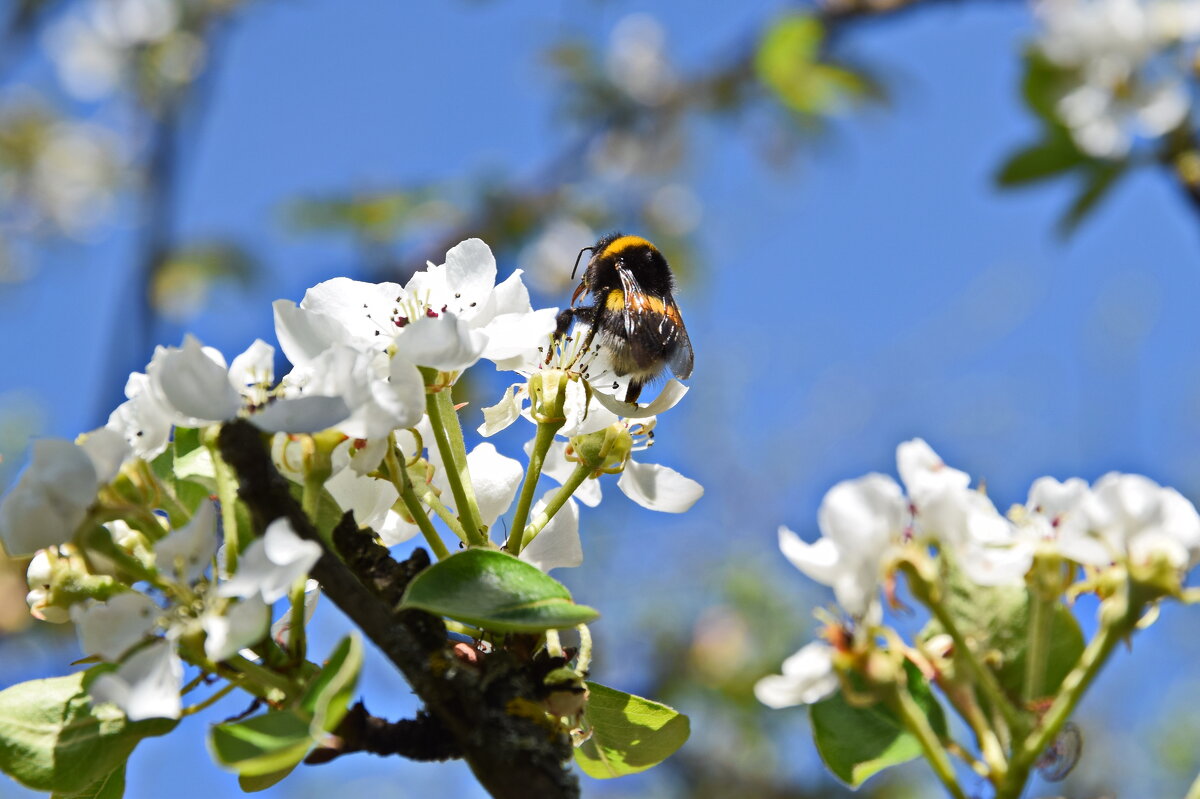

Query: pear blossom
[217,518,322,603]
[155,500,218,584]
[754,642,839,708]
[273,238,557,377]
[73,592,162,661]
[1087,472,1200,569]
[780,473,907,618]
[0,428,128,556]
[1034,0,1200,158]
[201,595,269,662]
[89,639,184,721]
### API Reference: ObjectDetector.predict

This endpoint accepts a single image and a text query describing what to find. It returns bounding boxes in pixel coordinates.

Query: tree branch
[216,420,578,799]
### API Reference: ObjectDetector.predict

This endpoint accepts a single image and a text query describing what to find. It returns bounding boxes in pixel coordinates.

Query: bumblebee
[554,233,693,404]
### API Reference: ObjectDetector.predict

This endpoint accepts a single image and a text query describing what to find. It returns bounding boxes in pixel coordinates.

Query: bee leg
[624,380,644,404]
[553,307,577,339]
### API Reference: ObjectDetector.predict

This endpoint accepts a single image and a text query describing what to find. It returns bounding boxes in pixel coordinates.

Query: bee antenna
[571,246,593,281]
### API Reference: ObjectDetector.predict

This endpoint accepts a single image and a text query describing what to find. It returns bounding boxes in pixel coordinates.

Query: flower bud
[568,424,634,476]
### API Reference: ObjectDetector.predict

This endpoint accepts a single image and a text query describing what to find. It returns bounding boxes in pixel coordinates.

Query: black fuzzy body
[554,233,693,403]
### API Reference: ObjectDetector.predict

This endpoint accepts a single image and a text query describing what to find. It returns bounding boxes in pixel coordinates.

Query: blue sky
[3,1,1200,797]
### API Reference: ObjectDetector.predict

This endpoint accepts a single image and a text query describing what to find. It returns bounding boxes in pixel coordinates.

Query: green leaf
[210,636,363,782]
[927,564,1086,700]
[174,445,216,491]
[52,765,125,799]
[0,670,176,793]
[996,132,1086,186]
[208,709,314,778]
[399,549,599,633]
[756,15,867,115]
[1058,162,1127,236]
[810,661,946,787]
[237,765,297,793]
[1022,48,1070,124]
[299,634,362,734]
[574,682,690,779]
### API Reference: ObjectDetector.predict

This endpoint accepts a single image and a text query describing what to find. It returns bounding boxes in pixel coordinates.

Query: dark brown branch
[216,420,578,799]
[305,702,460,764]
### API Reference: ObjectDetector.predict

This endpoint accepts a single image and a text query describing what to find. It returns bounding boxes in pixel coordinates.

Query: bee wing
[616,266,642,344]
[664,301,694,380]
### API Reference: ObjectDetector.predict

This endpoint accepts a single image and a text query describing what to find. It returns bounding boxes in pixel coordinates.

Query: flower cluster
[0,238,701,724]
[756,438,1200,708]
[1034,0,1200,158]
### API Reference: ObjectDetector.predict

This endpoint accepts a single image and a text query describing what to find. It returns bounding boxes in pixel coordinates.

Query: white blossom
[780,473,907,617]
[0,429,128,556]
[218,518,322,603]
[89,639,183,721]
[754,642,839,708]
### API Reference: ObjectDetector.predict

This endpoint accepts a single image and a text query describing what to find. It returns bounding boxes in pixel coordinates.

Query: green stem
[224,653,300,698]
[410,477,470,545]
[888,682,969,799]
[286,577,307,661]
[182,681,238,717]
[424,375,486,545]
[940,680,1007,780]
[208,436,242,576]
[388,443,451,561]
[925,595,1026,737]
[544,628,564,658]
[1023,590,1053,704]
[999,582,1139,799]
[516,462,590,555]
[508,418,565,552]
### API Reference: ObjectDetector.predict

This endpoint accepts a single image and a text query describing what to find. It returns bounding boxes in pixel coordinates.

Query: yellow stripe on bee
[601,235,657,258]
[605,289,670,316]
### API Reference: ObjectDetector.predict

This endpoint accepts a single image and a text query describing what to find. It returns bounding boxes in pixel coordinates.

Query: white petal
[395,313,487,372]
[443,238,498,317]
[204,596,269,662]
[78,427,129,485]
[520,491,582,572]
[492,268,535,316]
[89,640,183,721]
[272,299,350,367]
[480,309,559,362]
[754,642,838,708]
[299,277,406,342]
[155,500,218,584]
[467,443,523,529]
[219,518,321,603]
[228,339,275,388]
[778,526,842,586]
[251,395,351,434]
[957,542,1034,586]
[617,459,703,513]
[73,593,161,661]
[478,383,526,437]
[326,468,399,533]
[155,335,240,424]
[590,379,689,419]
[0,439,97,555]
[377,510,421,547]
[818,474,906,551]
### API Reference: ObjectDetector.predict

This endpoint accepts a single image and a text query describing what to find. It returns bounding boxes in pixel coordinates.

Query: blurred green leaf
[996,132,1087,186]
[755,15,868,115]
[208,709,314,778]
[1022,49,1069,124]
[0,670,176,793]
[810,661,947,787]
[1059,162,1127,236]
[151,242,257,320]
[575,682,690,778]
[399,549,599,633]
[926,565,1085,701]
[299,634,362,735]
[237,766,297,793]
[209,635,361,782]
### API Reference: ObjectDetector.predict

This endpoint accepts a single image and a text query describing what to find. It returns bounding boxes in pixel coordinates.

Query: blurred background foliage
[3,0,1200,797]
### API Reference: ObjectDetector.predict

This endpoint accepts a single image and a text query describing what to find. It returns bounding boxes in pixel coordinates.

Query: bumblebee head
[583,233,675,296]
